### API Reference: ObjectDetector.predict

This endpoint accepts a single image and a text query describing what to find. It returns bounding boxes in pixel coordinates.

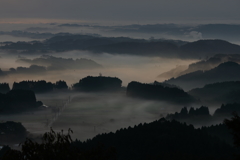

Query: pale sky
[0,0,239,24]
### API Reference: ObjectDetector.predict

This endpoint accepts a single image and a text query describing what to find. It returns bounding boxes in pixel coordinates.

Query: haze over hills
[0,55,103,77]
[1,0,240,158]
[158,54,240,79]
[16,55,103,71]
[165,61,240,91]
[2,34,240,59]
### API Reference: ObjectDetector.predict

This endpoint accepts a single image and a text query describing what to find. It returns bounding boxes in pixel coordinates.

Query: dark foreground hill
[74,118,235,160]
[165,61,240,91]
[0,119,236,160]
[0,83,10,94]
[127,81,195,104]
[0,121,27,144]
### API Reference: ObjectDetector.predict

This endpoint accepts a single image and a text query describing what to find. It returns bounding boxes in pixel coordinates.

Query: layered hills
[165,61,240,90]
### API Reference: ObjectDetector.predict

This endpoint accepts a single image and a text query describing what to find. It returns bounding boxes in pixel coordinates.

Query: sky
[0,0,240,24]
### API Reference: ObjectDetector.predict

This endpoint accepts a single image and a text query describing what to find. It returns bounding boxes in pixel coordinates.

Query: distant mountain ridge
[2,35,240,59]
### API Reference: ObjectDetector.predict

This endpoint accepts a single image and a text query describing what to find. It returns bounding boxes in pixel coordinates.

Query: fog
[0,89,224,142]
[1,91,199,141]
[0,50,196,87]
[0,46,198,141]
[0,22,236,145]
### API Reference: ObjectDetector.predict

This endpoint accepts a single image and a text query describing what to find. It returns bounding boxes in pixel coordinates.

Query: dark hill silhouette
[55,80,68,90]
[214,103,240,117]
[3,35,240,59]
[0,89,41,112]
[13,80,54,93]
[74,118,234,160]
[166,106,211,123]
[166,104,240,127]
[87,41,179,57]
[201,124,233,146]
[126,81,195,104]
[0,121,27,144]
[73,76,122,92]
[158,54,240,79]
[12,80,68,93]
[0,83,10,93]
[181,54,240,76]
[179,39,240,58]
[165,61,240,91]
[188,81,240,104]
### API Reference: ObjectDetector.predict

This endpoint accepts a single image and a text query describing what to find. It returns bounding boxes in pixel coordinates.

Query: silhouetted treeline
[73,118,234,160]
[166,106,212,124]
[73,76,122,92]
[166,103,240,126]
[167,106,211,119]
[0,89,41,112]
[54,80,68,90]
[0,83,10,94]
[12,80,68,93]
[0,128,116,160]
[0,121,27,144]
[126,81,195,104]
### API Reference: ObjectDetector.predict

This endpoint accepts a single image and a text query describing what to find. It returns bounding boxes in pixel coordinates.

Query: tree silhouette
[1,128,116,160]
[224,113,240,148]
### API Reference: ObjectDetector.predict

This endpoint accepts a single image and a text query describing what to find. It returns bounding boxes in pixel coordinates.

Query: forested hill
[73,76,122,92]
[74,118,235,160]
[0,89,42,112]
[126,81,195,104]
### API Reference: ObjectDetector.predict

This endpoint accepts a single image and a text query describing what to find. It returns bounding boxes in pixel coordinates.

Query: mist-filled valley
[1,22,240,159]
